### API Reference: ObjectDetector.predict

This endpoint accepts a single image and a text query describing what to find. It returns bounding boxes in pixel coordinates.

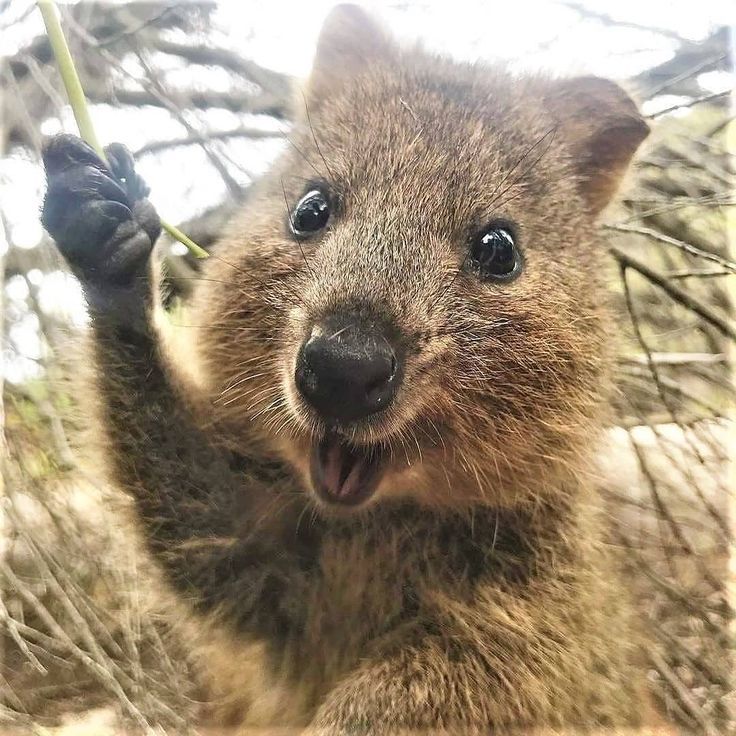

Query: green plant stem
[37,0,208,259]
[161,221,209,259]
[37,0,103,157]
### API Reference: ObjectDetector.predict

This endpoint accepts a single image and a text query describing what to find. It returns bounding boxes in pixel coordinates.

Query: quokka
[42,5,673,735]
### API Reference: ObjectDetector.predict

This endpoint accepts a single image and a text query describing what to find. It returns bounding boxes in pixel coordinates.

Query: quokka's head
[197,4,648,512]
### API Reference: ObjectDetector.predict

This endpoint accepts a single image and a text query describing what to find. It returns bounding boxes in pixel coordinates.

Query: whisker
[219,371,269,397]
[281,176,316,281]
[302,91,335,181]
[487,126,558,210]
[277,122,322,179]
[205,250,307,308]
[166,276,244,287]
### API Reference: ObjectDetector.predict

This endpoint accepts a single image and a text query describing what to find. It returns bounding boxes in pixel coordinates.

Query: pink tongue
[323,443,364,499]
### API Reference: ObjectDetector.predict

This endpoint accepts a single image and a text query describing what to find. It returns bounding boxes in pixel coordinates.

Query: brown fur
[80,5,662,734]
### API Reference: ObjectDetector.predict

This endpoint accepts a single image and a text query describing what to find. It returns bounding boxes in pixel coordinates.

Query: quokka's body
[40,5,666,734]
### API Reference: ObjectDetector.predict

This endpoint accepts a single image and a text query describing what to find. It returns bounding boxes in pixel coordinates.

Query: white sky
[1,0,733,381]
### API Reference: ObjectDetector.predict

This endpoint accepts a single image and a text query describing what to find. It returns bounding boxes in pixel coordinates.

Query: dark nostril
[295,321,402,424]
[366,368,391,395]
[363,369,394,414]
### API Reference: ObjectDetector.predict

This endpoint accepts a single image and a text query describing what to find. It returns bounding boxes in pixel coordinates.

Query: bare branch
[559,1,686,41]
[133,125,283,157]
[606,223,736,274]
[611,247,736,341]
[647,90,731,119]
[146,37,293,98]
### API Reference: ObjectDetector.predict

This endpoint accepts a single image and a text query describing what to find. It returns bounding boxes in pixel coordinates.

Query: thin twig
[607,223,736,274]
[613,248,736,341]
[134,126,283,157]
[648,90,731,119]
[649,648,720,735]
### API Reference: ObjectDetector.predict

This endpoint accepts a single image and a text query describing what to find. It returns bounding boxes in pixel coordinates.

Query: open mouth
[310,434,385,507]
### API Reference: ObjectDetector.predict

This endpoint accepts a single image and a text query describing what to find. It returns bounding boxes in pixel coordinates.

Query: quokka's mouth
[310,434,386,507]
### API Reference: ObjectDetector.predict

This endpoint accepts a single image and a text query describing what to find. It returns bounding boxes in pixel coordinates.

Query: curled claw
[41,134,160,285]
[105,142,151,201]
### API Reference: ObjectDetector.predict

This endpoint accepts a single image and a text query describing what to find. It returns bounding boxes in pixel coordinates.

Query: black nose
[295,316,402,423]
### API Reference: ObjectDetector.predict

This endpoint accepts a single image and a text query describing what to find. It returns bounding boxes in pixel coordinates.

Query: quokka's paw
[41,134,160,286]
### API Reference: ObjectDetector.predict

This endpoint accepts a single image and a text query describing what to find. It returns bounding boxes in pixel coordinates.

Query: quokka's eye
[469,222,521,280]
[290,189,330,238]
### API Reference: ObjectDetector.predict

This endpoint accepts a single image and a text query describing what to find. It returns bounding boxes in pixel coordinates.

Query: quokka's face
[199,6,647,512]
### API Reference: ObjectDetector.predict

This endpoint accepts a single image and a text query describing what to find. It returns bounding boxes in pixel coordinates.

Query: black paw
[41,134,160,285]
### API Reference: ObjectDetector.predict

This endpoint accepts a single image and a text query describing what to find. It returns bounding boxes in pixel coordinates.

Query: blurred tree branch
[3,0,292,151]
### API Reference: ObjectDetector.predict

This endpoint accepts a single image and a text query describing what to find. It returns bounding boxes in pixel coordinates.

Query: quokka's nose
[295,316,402,424]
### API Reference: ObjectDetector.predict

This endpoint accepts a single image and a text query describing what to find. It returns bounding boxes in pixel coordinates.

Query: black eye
[290,189,330,237]
[469,222,520,280]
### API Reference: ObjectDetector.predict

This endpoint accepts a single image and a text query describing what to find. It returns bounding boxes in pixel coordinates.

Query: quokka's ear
[307,4,396,106]
[545,76,649,214]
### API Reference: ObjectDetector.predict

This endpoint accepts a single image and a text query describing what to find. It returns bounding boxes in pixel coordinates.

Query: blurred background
[0,1,733,734]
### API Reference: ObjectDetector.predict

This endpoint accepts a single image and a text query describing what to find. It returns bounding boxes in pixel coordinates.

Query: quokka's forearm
[39,135,308,624]
[40,134,243,541]
[87,291,230,510]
